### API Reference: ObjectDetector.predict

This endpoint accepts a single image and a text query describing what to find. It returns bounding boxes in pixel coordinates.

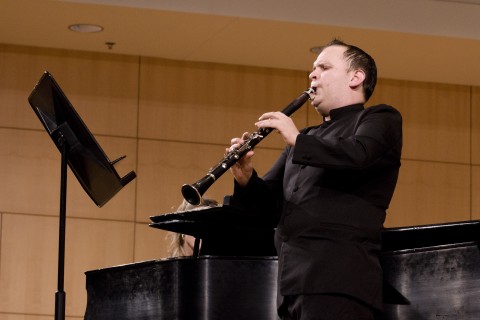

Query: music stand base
[55,291,65,320]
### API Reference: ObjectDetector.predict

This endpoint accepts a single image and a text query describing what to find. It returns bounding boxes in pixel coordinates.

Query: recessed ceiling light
[68,24,104,33]
[310,46,322,54]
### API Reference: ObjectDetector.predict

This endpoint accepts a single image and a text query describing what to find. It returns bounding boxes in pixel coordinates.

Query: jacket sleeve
[292,105,402,169]
[231,148,289,226]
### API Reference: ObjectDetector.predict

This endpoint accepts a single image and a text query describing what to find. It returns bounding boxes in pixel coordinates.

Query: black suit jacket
[233,104,403,311]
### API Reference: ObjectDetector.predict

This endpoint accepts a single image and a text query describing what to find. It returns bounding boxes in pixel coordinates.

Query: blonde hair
[167,199,218,257]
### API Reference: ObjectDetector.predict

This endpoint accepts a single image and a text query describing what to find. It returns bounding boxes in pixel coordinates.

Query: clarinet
[181,87,315,205]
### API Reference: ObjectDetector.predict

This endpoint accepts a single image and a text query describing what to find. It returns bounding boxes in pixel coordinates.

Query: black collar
[321,104,364,127]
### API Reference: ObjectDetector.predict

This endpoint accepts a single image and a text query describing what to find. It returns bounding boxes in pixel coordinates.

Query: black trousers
[278,294,376,320]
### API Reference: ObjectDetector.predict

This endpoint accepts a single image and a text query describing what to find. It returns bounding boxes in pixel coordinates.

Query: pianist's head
[167,199,218,257]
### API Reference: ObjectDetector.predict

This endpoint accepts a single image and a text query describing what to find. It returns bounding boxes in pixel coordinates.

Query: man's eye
[313,64,329,71]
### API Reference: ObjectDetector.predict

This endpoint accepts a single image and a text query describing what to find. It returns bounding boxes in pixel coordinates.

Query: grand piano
[84,204,480,319]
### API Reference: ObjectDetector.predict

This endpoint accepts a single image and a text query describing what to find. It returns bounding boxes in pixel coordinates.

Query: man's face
[309,45,354,117]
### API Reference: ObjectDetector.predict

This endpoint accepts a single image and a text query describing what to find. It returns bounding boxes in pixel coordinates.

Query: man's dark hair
[322,39,377,101]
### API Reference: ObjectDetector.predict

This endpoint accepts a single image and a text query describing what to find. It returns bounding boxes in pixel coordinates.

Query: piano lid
[149,204,277,257]
[381,219,480,252]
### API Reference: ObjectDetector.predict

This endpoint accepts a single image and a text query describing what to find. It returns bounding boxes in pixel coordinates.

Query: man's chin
[314,106,329,118]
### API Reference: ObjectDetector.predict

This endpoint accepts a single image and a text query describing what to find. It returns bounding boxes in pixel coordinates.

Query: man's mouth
[309,86,318,99]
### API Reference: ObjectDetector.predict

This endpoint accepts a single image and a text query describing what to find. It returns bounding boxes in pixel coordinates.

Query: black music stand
[28,71,136,320]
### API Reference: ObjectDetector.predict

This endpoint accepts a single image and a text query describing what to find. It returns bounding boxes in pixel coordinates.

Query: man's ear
[349,69,366,88]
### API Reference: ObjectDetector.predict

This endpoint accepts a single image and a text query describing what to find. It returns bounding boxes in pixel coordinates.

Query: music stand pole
[55,133,67,320]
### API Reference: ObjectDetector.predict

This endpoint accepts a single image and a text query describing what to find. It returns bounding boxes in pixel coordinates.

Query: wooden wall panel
[0,128,60,215]
[134,222,170,261]
[0,214,134,317]
[0,128,137,220]
[472,87,480,165]
[138,57,308,149]
[0,214,58,315]
[386,160,471,227]
[369,79,471,164]
[0,316,77,320]
[0,44,139,137]
[472,166,480,220]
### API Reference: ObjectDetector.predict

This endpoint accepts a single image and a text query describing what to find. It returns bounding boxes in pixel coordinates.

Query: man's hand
[255,111,300,146]
[228,132,254,187]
